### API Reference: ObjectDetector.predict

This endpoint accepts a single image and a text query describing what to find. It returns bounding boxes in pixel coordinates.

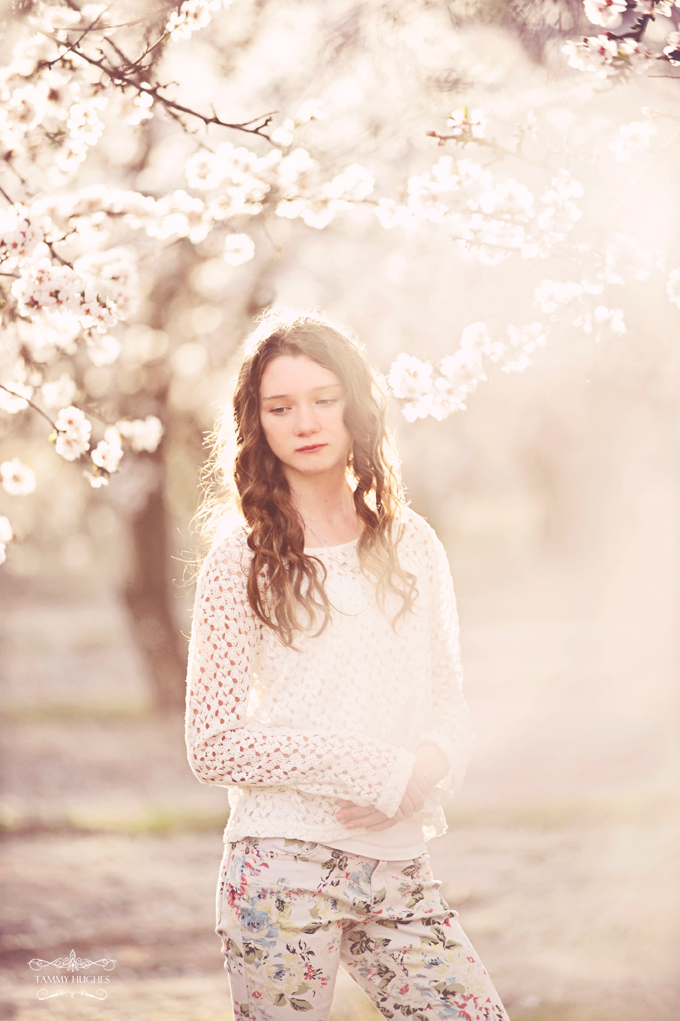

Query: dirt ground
[1,540,679,1021]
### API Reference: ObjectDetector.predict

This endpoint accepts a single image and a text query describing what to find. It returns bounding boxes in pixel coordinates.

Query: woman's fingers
[345,809,391,829]
[335,755,442,837]
[335,802,377,822]
[364,815,404,831]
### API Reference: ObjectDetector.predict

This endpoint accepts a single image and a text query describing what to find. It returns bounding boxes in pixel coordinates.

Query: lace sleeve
[184,531,416,818]
[418,527,476,801]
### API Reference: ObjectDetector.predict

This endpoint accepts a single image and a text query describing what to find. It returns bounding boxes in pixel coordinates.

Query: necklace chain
[305,521,328,548]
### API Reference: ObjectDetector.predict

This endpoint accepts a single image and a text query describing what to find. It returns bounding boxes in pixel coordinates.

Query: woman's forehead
[259,354,342,398]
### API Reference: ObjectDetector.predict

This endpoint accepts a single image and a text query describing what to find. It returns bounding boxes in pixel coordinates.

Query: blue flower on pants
[240,903,278,943]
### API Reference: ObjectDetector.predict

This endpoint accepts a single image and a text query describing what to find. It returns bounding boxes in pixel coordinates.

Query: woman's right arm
[184,532,416,818]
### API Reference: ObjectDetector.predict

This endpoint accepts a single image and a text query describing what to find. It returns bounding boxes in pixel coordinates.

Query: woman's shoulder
[199,520,252,581]
[397,505,441,549]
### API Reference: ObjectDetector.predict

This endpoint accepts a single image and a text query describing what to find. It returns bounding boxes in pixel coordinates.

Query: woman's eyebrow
[261,383,343,401]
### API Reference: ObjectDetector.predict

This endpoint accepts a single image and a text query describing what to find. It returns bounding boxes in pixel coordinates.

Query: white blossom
[0,205,45,263]
[85,330,122,367]
[583,0,627,29]
[608,120,657,162]
[388,354,434,400]
[0,512,12,563]
[7,83,47,132]
[41,373,77,409]
[91,427,124,473]
[503,323,547,372]
[223,233,255,266]
[54,405,92,461]
[127,89,154,126]
[74,248,139,318]
[439,346,487,404]
[635,0,677,15]
[667,268,680,309]
[1,458,36,495]
[87,472,109,488]
[294,100,323,124]
[270,118,295,148]
[446,108,486,141]
[534,279,586,314]
[67,96,107,147]
[373,198,420,231]
[478,178,534,219]
[576,305,626,341]
[116,416,163,452]
[165,0,229,41]
[277,148,319,195]
[146,190,208,243]
[603,234,657,284]
[323,164,374,203]
[405,156,461,225]
[387,354,435,420]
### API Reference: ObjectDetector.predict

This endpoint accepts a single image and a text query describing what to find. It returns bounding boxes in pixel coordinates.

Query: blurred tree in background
[1,0,679,713]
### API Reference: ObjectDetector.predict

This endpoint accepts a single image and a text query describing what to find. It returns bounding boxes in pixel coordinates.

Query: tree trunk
[123,458,187,714]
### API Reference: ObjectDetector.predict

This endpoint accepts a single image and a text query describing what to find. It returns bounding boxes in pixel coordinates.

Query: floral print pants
[215,837,510,1021]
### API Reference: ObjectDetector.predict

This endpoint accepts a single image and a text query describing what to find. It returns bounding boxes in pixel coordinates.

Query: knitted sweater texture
[184,508,475,845]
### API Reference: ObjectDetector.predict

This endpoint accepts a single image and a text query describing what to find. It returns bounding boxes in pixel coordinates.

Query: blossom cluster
[608,120,657,161]
[377,157,583,266]
[186,141,375,232]
[445,108,486,144]
[566,0,680,77]
[165,0,231,41]
[0,206,45,264]
[48,407,163,485]
[563,35,655,78]
[388,321,546,421]
[534,277,627,344]
[585,0,680,26]
[12,257,119,332]
[0,25,110,185]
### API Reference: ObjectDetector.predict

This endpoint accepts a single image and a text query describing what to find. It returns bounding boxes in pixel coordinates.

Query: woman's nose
[294,404,320,435]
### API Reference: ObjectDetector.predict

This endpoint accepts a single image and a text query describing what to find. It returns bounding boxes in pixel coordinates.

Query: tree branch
[58,43,277,142]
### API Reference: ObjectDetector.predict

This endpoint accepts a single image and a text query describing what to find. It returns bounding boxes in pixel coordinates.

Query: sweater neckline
[304,537,360,554]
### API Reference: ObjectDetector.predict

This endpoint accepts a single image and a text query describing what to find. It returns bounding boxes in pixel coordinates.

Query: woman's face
[259,354,352,483]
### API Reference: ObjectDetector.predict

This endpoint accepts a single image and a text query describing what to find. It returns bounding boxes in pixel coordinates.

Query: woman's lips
[296,443,326,452]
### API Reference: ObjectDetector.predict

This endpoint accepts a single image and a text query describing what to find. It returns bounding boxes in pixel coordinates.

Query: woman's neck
[287,470,361,547]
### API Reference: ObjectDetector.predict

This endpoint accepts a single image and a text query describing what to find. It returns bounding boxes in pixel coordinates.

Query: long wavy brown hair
[197,307,417,646]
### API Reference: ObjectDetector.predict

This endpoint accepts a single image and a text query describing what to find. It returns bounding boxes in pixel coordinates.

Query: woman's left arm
[337,525,476,831]
[417,528,476,797]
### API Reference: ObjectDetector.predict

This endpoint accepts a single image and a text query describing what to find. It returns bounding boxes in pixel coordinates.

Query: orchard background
[0,1,679,1019]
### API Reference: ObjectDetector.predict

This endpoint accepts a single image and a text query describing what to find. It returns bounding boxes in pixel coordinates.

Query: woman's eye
[317,398,336,406]
[270,406,288,415]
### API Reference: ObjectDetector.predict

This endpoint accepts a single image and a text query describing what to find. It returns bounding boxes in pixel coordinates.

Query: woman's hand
[335,743,450,832]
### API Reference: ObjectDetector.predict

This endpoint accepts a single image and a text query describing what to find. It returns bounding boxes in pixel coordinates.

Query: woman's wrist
[414,742,450,789]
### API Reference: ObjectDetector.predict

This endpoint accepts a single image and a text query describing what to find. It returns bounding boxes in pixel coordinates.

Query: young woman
[185,309,510,1021]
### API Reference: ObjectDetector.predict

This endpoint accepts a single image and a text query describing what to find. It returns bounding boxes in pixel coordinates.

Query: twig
[44,11,106,68]
[0,183,18,208]
[0,384,59,430]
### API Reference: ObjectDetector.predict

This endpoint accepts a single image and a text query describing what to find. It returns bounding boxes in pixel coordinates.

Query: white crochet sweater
[184,508,475,845]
